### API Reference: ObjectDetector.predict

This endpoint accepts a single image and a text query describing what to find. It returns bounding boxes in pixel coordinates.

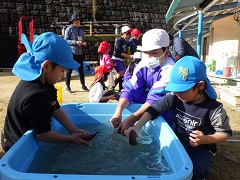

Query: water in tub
[27,120,171,175]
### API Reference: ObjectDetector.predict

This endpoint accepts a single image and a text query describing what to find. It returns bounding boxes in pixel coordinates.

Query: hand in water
[125,126,140,146]
[129,130,138,146]
[118,118,136,135]
[70,133,89,145]
[71,129,90,136]
[110,117,122,129]
[81,131,100,141]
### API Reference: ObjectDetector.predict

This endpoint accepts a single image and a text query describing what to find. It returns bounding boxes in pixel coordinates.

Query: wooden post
[90,21,92,36]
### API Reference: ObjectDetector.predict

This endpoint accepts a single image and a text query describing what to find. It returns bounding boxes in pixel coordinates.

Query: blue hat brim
[165,81,195,92]
[205,78,217,99]
[58,59,80,70]
[166,78,217,100]
[12,54,80,81]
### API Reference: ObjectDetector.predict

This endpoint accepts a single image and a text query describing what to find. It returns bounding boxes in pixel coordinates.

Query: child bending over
[125,56,232,180]
[1,32,91,152]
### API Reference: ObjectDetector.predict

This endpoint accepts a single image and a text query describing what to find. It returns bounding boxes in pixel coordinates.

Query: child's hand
[124,126,139,146]
[124,126,139,138]
[189,130,206,147]
[109,95,116,100]
[77,41,83,45]
[70,133,89,145]
[110,116,122,129]
[112,60,117,66]
[130,55,133,60]
[71,129,90,136]
[117,116,136,135]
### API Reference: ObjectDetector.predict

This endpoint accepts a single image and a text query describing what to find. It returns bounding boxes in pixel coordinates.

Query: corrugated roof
[166,0,239,37]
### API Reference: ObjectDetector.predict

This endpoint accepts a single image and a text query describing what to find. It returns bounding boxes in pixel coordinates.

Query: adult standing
[111,26,133,92]
[169,34,199,61]
[64,14,89,93]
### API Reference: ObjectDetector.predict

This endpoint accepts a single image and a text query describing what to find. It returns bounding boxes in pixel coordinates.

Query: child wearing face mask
[125,56,232,180]
[110,29,175,135]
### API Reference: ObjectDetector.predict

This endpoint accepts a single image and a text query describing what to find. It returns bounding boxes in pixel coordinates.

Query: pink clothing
[100,53,114,70]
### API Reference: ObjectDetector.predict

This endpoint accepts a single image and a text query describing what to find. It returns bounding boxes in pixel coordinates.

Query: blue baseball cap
[165,56,217,99]
[13,32,80,81]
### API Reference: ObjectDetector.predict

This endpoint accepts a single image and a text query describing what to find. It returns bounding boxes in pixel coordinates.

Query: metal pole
[197,11,203,59]
[178,30,182,38]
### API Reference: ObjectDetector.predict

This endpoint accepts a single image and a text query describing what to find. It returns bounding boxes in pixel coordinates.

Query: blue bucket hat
[12,32,80,81]
[69,14,80,24]
[165,56,217,99]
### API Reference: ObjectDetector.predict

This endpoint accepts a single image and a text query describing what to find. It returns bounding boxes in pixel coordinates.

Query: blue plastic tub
[0,103,192,180]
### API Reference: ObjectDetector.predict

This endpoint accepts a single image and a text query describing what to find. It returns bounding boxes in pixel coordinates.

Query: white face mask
[143,51,166,69]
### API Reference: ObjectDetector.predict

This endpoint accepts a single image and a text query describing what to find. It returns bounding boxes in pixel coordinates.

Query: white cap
[133,52,142,59]
[121,26,131,34]
[139,29,169,51]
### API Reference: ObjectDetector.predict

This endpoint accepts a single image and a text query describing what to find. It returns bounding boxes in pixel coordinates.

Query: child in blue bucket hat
[125,56,232,179]
[1,32,91,152]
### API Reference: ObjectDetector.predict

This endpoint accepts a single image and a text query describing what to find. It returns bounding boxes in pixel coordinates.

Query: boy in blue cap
[1,32,90,152]
[125,56,232,179]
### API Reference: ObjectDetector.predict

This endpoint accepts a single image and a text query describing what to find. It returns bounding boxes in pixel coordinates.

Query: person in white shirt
[89,66,120,103]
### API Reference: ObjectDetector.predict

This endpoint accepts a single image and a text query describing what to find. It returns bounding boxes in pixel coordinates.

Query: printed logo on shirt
[175,108,202,138]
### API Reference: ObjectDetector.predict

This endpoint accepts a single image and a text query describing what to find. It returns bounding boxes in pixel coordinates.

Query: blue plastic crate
[0,103,192,180]
[74,61,95,75]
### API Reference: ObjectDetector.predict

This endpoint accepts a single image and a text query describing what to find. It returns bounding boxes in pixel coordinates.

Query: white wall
[208,15,240,71]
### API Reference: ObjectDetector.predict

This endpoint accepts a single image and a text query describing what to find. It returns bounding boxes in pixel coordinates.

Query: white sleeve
[89,83,105,103]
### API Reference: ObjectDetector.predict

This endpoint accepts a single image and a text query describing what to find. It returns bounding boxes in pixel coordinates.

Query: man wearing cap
[125,56,232,179]
[1,32,90,152]
[64,14,89,93]
[111,25,133,92]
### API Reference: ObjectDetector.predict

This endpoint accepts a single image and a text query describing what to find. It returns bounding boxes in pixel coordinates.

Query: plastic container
[223,67,231,77]
[215,69,223,75]
[54,84,62,105]
[74,61,95,75]
[0,103,193,180]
